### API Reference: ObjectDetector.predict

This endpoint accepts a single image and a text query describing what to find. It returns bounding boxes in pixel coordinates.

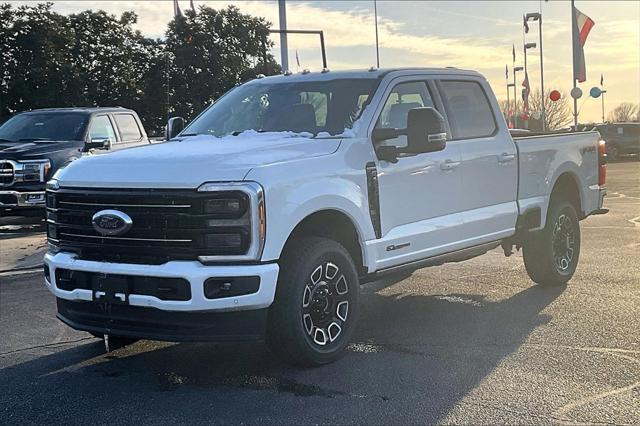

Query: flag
[512,44,516,63]
[173,0,183,17]
[600,73,604,86]
[295,50,301,68]
[572,5,595,83]
[505,65,509,80]
[522,71,530,113]
[190,0,196,13]
[523,15,530,33]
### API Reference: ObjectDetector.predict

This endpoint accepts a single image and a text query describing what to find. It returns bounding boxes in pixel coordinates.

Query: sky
[8,0,640,123]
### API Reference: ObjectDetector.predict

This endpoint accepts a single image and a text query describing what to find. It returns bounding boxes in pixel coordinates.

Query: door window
[114,114,142,142]
[440,81,497,139]
[375,81,435,147]
[88,116,116,143]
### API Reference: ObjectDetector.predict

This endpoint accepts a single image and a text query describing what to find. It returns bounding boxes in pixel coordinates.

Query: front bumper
[44,251,279,312]
[0,190,46,208]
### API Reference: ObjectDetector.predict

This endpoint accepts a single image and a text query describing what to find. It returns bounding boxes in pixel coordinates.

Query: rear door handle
[440,159,460,171]
[498,152,516,163]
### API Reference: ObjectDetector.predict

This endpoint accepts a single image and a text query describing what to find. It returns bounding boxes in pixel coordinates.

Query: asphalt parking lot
[1,160,638,425]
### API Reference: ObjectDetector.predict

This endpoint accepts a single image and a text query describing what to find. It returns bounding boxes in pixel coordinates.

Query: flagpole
[539,14,545,131]
[374,0,380,68]
[571,0,578,129]
[601,90,607,123]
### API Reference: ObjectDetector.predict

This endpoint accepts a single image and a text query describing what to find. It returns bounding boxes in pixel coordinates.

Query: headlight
[197,182,265,263]
[203,196,247,217]
[14,159,51,183]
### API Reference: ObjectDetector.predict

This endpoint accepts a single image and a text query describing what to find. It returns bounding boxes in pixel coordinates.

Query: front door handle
[498,152,516,163]
[440,159,460,171]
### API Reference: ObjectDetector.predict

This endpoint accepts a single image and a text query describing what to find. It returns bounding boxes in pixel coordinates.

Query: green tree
[166,5,279,121]
[0,3,74,122]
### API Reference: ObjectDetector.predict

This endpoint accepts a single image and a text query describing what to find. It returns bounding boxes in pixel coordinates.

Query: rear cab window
[439,80,497,140]
[113,114,142,142]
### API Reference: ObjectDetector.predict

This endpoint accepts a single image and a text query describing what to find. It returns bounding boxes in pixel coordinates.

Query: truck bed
[514,131,603,229]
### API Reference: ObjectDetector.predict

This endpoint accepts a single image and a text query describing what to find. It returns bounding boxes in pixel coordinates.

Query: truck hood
[0,140,80,159]
[55,132,341,188]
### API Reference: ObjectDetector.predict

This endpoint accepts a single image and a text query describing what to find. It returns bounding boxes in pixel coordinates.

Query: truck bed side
[514,131,602,230]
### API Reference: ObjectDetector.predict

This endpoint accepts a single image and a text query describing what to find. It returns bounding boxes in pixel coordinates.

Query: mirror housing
[405,107,447,154]
[83,138,110,152]
[165,117,185,140]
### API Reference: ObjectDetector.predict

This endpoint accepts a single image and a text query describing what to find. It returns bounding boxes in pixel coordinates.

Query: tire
[267,236,359,367]
[523,199,581,286]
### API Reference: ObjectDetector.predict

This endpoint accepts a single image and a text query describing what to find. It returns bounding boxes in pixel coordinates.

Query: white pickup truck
[44,68,608,366]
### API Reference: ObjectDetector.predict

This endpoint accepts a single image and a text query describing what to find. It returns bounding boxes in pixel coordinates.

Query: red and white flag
[572,5,595,83]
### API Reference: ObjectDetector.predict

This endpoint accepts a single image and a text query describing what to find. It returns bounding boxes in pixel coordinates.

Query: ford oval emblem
[92,209,133,236]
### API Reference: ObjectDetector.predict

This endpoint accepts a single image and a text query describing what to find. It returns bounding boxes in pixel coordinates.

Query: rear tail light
[598,139,607,186]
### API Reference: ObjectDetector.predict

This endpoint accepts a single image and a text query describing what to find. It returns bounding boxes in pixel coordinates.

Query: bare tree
[528,89,572,131]
[608,103,639,123]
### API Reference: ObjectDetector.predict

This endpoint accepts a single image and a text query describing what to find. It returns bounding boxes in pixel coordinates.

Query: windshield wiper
[0,138,14,143]
[179,133,200,137]
[17,138,52,142]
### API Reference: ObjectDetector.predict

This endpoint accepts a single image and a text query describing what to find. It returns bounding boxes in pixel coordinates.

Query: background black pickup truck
[0,107,150,214]
[596,122,640,161]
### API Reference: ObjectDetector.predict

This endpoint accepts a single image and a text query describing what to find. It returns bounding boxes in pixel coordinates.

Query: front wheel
[523,199,581,286]
[267,236,359,367]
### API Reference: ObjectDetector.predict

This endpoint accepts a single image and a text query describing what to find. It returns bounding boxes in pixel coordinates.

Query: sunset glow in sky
[9,0,640,123]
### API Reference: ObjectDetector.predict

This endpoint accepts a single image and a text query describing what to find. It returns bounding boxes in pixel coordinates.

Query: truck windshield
[184,78,380,137]
[0,113,88,142]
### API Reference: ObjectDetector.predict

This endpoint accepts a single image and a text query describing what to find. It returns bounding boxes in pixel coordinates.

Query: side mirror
[405,107,447,154]
[165,117,185,140]
[84,138,110,152]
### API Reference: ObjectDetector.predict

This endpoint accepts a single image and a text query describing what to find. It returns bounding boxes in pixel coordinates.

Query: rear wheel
[267,236,359,367]
[606,144,619,161]
[523,199,581,286]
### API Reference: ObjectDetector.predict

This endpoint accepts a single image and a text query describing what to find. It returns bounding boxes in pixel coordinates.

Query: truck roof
[18,107,134,115]
[254,67,484,83]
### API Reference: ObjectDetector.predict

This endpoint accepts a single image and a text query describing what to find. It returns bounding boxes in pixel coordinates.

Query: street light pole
[278,0,289,72]
[601,90,607,123]
[526,12,545,131]
[513,66,523,127]
[507,83,515,126]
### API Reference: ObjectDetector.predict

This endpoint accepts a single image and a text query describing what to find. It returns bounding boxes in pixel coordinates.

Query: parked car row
[38,67,607,366]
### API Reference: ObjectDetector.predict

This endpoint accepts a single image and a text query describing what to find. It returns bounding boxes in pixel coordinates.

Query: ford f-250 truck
[44,68,608,366]
[0,107,149,214]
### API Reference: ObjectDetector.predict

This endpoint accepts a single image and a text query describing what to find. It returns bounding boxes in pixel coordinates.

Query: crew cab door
[111,113,148,150]
[371,78,464,270]
[437,79,518,244]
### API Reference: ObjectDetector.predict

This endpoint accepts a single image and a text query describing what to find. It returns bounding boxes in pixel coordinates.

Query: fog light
[204,276,260,299]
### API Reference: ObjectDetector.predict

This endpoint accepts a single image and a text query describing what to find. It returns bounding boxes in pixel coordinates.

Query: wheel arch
[279,209,368,278]
[550,171,583,218]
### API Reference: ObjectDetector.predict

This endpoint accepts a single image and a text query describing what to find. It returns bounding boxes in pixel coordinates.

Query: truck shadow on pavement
[0,283,565,424]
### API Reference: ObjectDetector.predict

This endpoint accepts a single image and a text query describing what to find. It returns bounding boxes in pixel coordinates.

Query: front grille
[0,161,14,186]
[46,187,252,264]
